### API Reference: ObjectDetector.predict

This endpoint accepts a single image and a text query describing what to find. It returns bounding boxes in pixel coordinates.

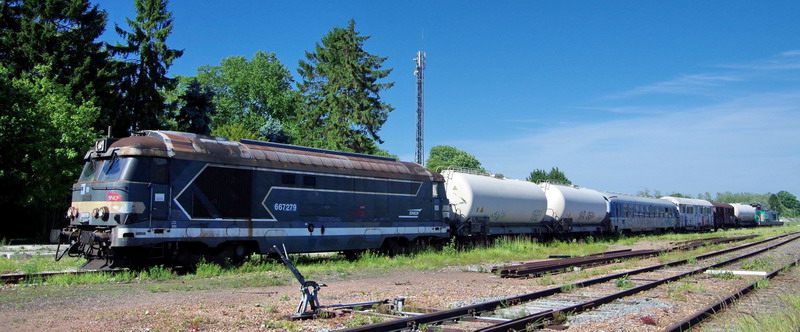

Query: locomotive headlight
[92,208,100,219]
[98,206,109,220]
[66,207,79,219]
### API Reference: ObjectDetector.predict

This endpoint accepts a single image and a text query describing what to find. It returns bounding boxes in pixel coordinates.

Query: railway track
[493,235,758,278]
[338,231,800,331]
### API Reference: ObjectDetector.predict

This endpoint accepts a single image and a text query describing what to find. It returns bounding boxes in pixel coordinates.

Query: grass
[3,223,799,290]
[742,258,772,271]
[667,281,705,301]
[0,255,86,274]
[341,314,385,328]
[614,275,634,289]
[754,278,770,289]
[730,292,800,331]
[710,271,739,280]
[560,283,578,292]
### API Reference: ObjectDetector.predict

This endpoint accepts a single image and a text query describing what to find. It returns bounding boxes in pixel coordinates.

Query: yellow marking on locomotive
[71,201,146,214]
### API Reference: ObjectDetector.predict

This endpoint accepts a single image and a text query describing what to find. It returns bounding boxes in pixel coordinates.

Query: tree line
[0,0,393,239]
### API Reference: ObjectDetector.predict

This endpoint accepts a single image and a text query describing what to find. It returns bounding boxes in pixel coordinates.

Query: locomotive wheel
[211,243,253,266]
[380,238,410,256]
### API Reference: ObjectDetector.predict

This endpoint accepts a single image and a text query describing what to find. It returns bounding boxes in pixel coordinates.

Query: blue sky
[98,1,800,197]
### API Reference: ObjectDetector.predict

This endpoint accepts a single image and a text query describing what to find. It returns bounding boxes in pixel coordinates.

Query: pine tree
[109,0,183,136]
[297,19,394,154]
[176,79,214,135]
[0,0,114,122]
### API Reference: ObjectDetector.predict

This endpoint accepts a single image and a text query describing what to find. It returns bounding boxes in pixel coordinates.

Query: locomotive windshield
[79,155,129,182]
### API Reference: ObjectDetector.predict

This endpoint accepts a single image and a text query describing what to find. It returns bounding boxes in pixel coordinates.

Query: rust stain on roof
[105,130,440,181]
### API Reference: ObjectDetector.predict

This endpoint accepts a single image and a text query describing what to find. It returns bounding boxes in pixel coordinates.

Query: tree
[175,79,215,135]
[775,191,800,217]
[109,0,183,136]
[0,65,100,237]
[297,19,394,154]
[668,193,691,198]
[258,116,290,143]
[0,0,115,128]
[526,167,572,185]
[194,51,299,138]
[212,123,260,142]
[425,145,485,173]
[714,192,770,205]
[547,167,572,185]
[526,169,548,183]
[769,194,786,215]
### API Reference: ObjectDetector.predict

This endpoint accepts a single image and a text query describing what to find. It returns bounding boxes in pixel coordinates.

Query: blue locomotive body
[59,131,449,267]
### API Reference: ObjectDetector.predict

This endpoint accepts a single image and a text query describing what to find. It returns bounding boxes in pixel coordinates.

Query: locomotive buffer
[272,245,395,319]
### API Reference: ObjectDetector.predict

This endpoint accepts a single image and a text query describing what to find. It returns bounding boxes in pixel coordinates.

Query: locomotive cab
[53,136,171,268]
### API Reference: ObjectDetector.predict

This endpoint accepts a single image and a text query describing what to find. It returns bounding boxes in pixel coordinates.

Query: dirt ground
[1,236,797,331]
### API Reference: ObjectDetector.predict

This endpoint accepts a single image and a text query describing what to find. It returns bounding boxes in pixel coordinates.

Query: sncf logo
[107,192,122,201]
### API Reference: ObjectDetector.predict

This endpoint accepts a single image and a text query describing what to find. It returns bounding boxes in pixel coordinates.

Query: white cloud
[454,91,800,196]
[608,74,744,99]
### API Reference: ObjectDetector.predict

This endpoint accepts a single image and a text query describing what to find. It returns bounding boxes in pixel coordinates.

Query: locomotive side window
[282,173,296,185]
[152,158,168,184]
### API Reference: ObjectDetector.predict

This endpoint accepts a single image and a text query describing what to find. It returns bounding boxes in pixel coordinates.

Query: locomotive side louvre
[60,131,450,267]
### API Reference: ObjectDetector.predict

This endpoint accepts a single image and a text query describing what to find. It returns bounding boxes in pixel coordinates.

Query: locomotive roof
[100,130,441,181]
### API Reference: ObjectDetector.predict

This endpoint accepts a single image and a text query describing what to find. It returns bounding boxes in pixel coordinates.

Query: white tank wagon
[539,183,609,230]
[660,196,714,230]
[731,203,757,226]
[441,170,547,224]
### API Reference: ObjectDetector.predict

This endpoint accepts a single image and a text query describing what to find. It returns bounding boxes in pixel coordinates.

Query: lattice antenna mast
[414,51,426,165]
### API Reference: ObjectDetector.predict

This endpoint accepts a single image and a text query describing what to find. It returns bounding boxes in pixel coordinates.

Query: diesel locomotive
[53,130,781,268]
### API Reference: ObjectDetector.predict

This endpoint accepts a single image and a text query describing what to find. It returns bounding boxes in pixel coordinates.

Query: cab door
[149,158,170,225]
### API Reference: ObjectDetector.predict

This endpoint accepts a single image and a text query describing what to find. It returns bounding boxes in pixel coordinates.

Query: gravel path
[1,234,799,331]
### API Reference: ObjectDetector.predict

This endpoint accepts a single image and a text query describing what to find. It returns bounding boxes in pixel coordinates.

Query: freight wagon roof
[711,202,734,209]
[660,196,714,207]
[104,131,440,181]
[601,192,675,206]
